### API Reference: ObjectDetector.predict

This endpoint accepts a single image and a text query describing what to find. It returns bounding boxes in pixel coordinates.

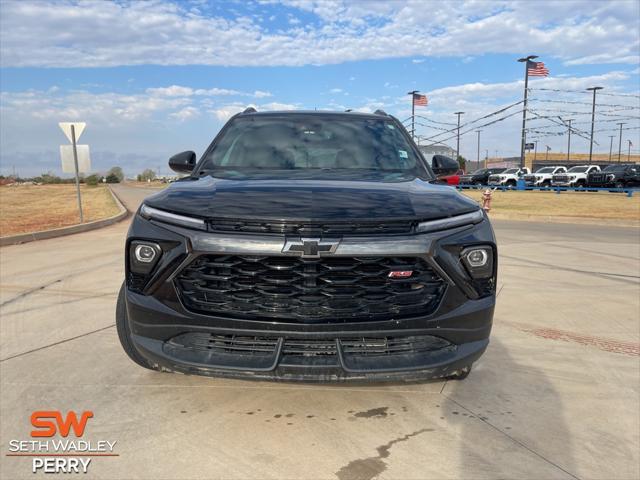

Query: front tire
[116,282,158,371]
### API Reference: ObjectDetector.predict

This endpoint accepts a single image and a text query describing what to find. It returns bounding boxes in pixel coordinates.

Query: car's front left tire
[116,282,159,372]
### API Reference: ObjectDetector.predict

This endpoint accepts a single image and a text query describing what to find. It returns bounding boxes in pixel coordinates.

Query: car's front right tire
[116,282,158,372]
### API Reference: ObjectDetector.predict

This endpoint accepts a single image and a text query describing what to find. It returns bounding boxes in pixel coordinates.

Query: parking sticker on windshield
[398,150,408,159]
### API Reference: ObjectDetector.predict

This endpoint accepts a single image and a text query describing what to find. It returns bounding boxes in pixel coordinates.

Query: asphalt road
[1,184,638,480]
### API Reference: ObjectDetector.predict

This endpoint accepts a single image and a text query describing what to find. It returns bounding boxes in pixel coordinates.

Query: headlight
[461,246,494,279]
[140,204,206,230]
[129,241,162,274]
[607,174,615,181]
[569,176,576,180]
[417,210,484,233]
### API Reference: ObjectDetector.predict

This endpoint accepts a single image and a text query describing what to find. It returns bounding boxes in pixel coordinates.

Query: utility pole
[454,111,464,160]
[628,140,632,159]
[609,135,615,161]
[534,140,538,161]
[71,125,84,223]
[617,122,625,162]
[408,91,418,139]
[545,145,551,161]
[485,149,488,169]
[586,86,603,165]
[565,119,573,162]
[475,130,481,165]
[517,55,538,168]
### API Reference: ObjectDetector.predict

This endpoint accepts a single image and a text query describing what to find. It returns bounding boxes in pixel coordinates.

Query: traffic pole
[566,119,573,162]
[71,125,84,223]
[586,86,603,165]
[617,123,625,162]
[408,91,417,139]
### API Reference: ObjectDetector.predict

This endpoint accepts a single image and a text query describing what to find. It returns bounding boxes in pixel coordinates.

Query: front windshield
[199,115,427,178]
[603,165,627,172]
[567,166,588,173]
[536,167,555,173]
[472,169,487,175]
[503,169,518,174]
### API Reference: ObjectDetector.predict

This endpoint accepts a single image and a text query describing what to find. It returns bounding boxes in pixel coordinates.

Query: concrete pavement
[1,184,638,479]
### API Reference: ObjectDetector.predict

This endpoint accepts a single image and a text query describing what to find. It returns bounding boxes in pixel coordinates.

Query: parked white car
[487,167,531,187]
[551,165,600,187]
[523,166,567,187]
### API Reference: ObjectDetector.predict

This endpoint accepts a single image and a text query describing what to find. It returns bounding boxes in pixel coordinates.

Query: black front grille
[175,255,446,322]
[207,219,414,235]
[589,174,605,183]
[553,175,568,182]
[169,333,279,356]
[169,333,453,358]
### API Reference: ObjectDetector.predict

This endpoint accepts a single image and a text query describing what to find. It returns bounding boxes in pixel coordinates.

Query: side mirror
[430,155,459,177]
[169,151,196,174]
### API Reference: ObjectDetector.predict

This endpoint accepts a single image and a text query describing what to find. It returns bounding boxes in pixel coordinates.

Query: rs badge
[388,270,413,278]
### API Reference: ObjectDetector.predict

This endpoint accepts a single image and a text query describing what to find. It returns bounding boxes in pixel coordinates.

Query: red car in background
[440,169,465,185]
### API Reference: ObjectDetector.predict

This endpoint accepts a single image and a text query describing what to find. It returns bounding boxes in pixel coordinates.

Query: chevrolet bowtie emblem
[282,238,340,258]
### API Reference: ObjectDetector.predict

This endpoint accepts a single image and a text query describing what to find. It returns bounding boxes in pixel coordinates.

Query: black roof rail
[242,107,257,114]
[373,109,388,116]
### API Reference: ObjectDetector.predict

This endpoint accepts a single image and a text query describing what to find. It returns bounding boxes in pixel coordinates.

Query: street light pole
[546,145,550,161]
[565,119,573,163]
[475,130,481,166]
[628,140,632,159]
[534,140,538,161]
[454,111,464,160]
[617,122,625,162]
[408,91,418,139]
[485,149,488,169]
[517,55,538,168]
[609,135,615,161]
[586,86,603,165]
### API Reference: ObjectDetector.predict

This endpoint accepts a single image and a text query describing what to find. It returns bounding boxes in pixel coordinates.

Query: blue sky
[1,0,639,176]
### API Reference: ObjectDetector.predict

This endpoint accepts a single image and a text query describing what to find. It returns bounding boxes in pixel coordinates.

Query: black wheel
[615,181,625,189]
[506,180,516,188]
[445,364,472,380]
[116,282,158,371]
[542,180,551,188]
[575,181,585,189]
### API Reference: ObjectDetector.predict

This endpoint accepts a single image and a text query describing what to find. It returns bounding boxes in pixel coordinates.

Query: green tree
[105,173,120,183]
[139,168,156,182]
[85,174,100,186]
[107,166,124,182]
[457,155,467,171]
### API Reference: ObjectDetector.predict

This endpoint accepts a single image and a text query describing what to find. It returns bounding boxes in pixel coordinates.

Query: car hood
[143,175,480,222]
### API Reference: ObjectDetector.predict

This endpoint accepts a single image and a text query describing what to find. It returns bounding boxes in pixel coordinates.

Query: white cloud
[253,90,273,98]
[1,1,638,67]
[412,59,425,64]
[169,106,200,121]
[329,88,343,93]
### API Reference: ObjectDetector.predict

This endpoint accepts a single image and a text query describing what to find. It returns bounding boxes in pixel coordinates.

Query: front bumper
[124,212,496,382]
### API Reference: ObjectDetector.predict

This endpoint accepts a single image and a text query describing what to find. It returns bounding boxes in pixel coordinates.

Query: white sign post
[59,122,88,223]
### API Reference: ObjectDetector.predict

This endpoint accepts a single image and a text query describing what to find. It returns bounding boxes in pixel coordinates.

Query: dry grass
[462,189,640,224]
[0,184,120,237]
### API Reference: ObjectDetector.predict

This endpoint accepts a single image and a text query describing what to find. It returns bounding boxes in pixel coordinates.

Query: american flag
[413,93,428,106]
[527,61,549,77]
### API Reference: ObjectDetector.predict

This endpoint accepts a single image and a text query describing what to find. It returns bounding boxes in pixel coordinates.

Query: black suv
[117,110,497,382]
[459,168,506,185]
[587,164,640,188]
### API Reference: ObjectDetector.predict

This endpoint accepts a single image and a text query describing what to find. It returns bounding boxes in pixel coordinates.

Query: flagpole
[408,91,418,139]
[517,55,537,169]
